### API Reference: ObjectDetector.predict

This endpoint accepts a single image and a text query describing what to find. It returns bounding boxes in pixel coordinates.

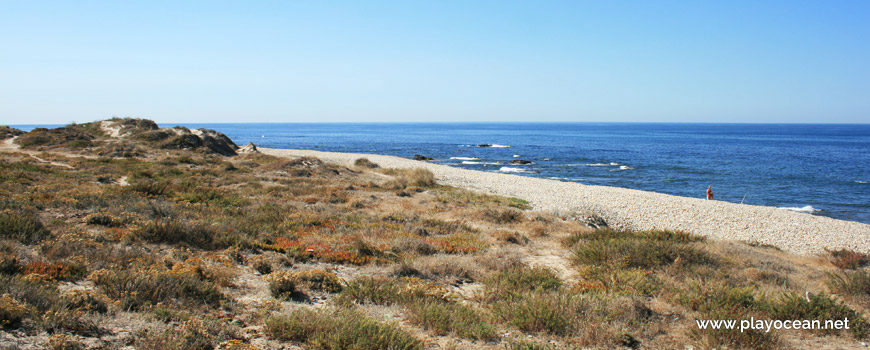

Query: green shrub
[404,299,495,340]
[482,208,523,224]
[484,266,562,301]
[337,277,447,306]
[571,229,714,270]
[129,178,170,196]
[354,158,379,168]
[494,292,577,335]
[827,270,870,299]
[131,219,217,250]
[89,268,223,311]
[85,213,122,227]
[0,210,51,244]
[580,267,661,296]
[134,319,240,350]
[266,308,422,350]
[771,292,869,339]
[674,280,778,349]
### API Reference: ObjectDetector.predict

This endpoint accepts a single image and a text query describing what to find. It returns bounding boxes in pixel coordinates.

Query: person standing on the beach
[706,186,714,200]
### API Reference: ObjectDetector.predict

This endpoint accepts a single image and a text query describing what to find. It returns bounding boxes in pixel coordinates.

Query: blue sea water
[15,123,870,224]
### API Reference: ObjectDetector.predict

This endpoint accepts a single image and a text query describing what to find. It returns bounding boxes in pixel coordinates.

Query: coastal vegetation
[0,119,867,349]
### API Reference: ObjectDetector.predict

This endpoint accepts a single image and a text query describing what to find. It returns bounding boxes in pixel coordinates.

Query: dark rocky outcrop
[412,154,433,161]
[509,159,532,165]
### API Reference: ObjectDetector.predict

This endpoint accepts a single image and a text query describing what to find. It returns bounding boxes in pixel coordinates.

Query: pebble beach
[261,147,870,255]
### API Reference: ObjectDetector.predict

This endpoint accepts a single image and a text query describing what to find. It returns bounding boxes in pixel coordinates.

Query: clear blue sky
[1,1,869,124]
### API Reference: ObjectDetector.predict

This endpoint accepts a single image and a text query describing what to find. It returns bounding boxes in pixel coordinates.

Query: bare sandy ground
[260,147,870,255]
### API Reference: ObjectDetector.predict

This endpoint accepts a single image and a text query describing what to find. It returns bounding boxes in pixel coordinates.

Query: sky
[1,1,869,124]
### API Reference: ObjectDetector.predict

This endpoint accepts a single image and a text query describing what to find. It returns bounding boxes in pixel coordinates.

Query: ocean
[16,123,870,224]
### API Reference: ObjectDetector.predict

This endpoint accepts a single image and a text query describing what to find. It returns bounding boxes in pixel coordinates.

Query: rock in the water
[413,154,433,161]
[509,159,532,165]
[477,144,492,147]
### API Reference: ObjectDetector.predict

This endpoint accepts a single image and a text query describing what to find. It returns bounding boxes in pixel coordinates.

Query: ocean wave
[450,157,479,160]
[513,154,521,158]
[609,165,635,172]
[857,181,870,184]
[499,166,529,173]
[586,162,623,167]
[778,205,820,214]
[462,161,500,165]
[458,144,511,148]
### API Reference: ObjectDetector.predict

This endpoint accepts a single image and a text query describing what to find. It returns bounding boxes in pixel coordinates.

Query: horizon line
[6,120,870,127]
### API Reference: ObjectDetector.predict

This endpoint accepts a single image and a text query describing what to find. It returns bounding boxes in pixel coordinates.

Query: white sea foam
[490,144,510,148]
[610,162,620,166]
[609,165,635,172]
[778,205,820,214]
[586,163,611,167]
[513,154,520,158]
[857,181,870,184]
[499,166,528,173]
[450,157,479,160]
[462,161,500,165]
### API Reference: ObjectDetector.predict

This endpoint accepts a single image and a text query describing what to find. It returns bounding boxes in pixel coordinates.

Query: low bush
[292,269,342,293]
[85,213,122,227]
[771,292,869,339]
[482,208,524,224]
[828,249,870,270]
[266,271,299,300]
[129,178,170,197]
[131,219,217,250]
[384,168,436,189]
[61,290,108,314]
[570,229,714,270]
[88,268,223,311]
[673,280,778,349]
[827,270,870,301]
[338,277,447,306]
[0,210,51,244]
[0,293,27,329]
[494,292,577,335]
[484,266,562,301]
[354,158,379,168]
[266,308,422,350]
[134,319,240,350]
[45,334,84,350]
[404,299,495,340]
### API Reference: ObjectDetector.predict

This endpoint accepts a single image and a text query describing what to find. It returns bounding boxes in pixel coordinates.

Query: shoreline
[260,147,870,255]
